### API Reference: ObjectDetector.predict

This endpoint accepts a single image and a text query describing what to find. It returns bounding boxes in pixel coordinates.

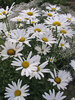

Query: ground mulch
[66,1,75,11]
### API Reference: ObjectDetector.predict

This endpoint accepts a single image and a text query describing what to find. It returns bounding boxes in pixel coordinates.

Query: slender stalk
[56,26,58,38]
[5,14,10,32]
[57,36,62,48]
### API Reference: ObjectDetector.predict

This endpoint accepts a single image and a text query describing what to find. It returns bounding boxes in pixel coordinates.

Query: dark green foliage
[0,0,30,8]
[37,0,67,7]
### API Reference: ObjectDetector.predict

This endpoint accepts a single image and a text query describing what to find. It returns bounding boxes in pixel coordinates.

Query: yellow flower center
[61,43,64,47]
[41,49,44,52]
[48,13,52,17]
[17,19,22,21]
[0,13,2,15]
[7,49,15,55]
[67,17,71,21]
[18,24,21,27]
[50,59,52,62]
[14,90,21,96]
[19,37,25,42]
[51,8,56,10]
[60,30,67,34]
[24,18,29,20]
[42,38,48,42]
[31,21,35,24]
[53,99,56,100]
[54,77,61,84]
[22,61,29,68]
[2,11,6,14]
[34,28,41,32]
[37,66,40,72]
[27,12,33,16]
[7,32,10,36]
[52,21,61,26]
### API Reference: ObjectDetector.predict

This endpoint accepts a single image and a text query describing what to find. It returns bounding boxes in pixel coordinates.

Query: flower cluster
[0,3,75,100]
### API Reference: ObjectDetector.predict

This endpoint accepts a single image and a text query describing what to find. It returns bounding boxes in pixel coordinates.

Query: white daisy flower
[19,17,39,24]
[36,32,56,46]
[42,89,66,100]
[17,16,30,24]
[45,15,70,28]
[27,24,48,34]
[59,39,70,50]
[48,57,55,63]
[19,8,39,20]
[0,9,6,19]
[48,69,72,90]
[46,4,60,11]
[11,51,41,77]
[71,97,75,100]
[29,18,39,24]
[4,79,29,100]
[0,41,23,60]
[42,10,56,18]
[17,16,31,24]
[7,29,32,47]
[30,61,50,80]
[0,2,15,19]
[70,60,75,70]
[35,43,50,55]
[10,15,30,23]
[58,27,74,38]
[65,13,75,24]
[10,16,23,22]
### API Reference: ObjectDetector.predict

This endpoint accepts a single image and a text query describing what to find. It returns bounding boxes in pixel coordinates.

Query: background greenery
[0,0,68,8]
[1,0,74,9]
[0,0,30,8]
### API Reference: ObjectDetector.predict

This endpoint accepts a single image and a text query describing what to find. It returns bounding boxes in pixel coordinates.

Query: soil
[66,1,75,11]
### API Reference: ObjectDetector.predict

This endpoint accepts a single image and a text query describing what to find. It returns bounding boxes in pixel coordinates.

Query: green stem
[57,36,62,48]
[72,36,73,43]
[56,26,58,38]
[5,15,10,32]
